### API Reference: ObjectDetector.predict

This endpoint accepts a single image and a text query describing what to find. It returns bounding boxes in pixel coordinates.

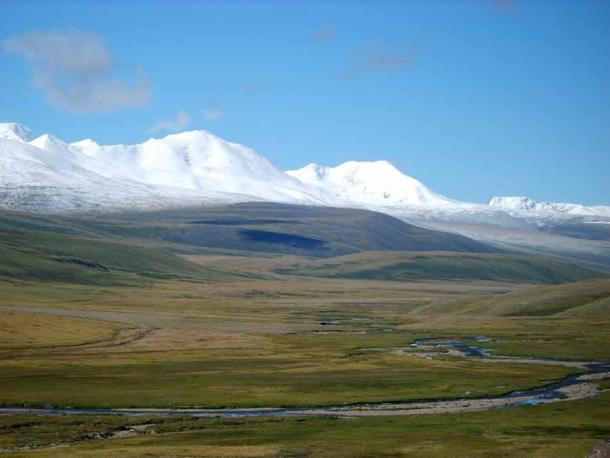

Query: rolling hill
[2,121,609,273]
[273,251,606,284]
[65,203,497,257]
[1,203,607,286]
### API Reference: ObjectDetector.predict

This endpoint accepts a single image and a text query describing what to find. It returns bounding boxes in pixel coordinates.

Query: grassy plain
[1,206,609,455]
[0,275,582,409]
[1,392,609,457]
[0,311,122,350]
[271,250,604,284]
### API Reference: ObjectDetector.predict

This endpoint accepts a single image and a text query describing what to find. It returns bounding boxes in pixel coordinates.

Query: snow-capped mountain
[0,124,255,212]
[489,196,610,218]
[1,122,608,220]
[70,130,333,204]
[1,121,609,270]
[287,161,457,208]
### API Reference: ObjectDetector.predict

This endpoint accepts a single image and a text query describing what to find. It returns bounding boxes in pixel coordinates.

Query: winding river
[1,337,608,418]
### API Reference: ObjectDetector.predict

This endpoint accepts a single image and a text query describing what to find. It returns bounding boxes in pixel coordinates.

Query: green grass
[0,311,122,350]
[2,207,604,286]
[2,392,610,457]
[0,276,607,408]
[1,203,496,261]
[403,279,610,360]
[0,332,574,408]
[0,212,608,456]
[276,251,606,284]
[0,218,228,285]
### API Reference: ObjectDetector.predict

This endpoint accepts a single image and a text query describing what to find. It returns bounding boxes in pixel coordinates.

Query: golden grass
[0,268,607,408]
[11,443,280,458]
[0,311,120,350]
[4,392,610,457]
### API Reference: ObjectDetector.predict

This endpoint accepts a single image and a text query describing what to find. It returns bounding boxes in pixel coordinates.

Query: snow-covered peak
[2,121,607,223]
[287,160,456,207]
[489,196,538,211]
[489,196,610,217]
[67,129,304,191]
[70,138,99,149]
[143,129,285,180]
[30,134,71,154]
[39,128,328,204]
[0,122,33,142]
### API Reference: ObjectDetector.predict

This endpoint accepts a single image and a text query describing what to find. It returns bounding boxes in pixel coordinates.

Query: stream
[1,337,608,418]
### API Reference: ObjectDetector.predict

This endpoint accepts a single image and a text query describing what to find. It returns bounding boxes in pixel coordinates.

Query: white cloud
[337,43,415,79]
[203,108,223,121]
[149,111,190,133]
[2,29,151,113]
[202,98,223,120]
[203,108,224,121]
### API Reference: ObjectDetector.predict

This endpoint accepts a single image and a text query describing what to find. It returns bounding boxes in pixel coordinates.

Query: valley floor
[0,267,609,456]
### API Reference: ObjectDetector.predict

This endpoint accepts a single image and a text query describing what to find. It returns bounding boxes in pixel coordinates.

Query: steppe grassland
[0,256,609,456]
[2,392,610,457]
[0,311,122,350]
[1,270,607,408]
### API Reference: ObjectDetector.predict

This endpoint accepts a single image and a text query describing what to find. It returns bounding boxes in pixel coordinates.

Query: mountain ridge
[1,122,609,271]
[2,121,607,218]
[489,196,610,217]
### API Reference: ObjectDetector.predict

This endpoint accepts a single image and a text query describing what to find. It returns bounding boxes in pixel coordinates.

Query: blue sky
[1,0,609,204]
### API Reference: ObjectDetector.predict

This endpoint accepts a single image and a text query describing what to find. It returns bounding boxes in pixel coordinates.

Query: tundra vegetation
[0,206,608,456]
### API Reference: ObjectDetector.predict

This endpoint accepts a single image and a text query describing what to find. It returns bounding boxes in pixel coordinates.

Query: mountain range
[1,121,609,270]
